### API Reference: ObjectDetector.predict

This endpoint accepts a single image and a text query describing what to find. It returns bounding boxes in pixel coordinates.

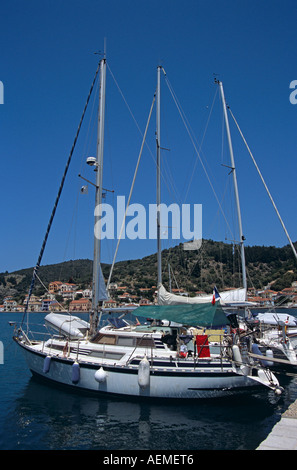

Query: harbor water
[1,311,297,451]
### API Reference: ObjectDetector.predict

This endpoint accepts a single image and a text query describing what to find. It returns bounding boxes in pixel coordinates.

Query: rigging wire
[107,63,187,209]
[228,106,297,263]
[106,92,156,290]
[21,61,101,328]
[163,75,218,204]
[163,75,235,241]
[162,75,244,289]
[106,65,185,284]
[78,75,101,177]
[35,273,67,313]
[60,186,81,275]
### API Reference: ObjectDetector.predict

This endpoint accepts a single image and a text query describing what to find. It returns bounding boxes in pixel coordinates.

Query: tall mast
[218,80,247,291]
[90,57,106,335]
[156,66,162,295]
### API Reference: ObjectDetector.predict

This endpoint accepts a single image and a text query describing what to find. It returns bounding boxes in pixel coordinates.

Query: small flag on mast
[211,286,220,305]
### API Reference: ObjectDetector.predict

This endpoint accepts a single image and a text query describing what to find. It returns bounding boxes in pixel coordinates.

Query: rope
[21,61,101,328]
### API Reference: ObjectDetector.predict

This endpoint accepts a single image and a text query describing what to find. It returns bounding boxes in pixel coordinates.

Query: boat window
[104,352,124,360]
[117,336,135,346]
[46,344,64,352]
[90,351,124,360]
[136,337,155,348]
[93,334,116,345]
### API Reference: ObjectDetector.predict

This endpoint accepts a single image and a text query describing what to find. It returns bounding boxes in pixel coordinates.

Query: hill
[1,239,297,304]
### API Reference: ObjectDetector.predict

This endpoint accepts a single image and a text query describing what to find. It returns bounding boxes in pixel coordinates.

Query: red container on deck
[196,335,210,357]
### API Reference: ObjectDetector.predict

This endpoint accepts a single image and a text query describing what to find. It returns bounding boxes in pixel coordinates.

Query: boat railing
[125,333,156,365]
[188,332,230,369]
[124,331,234,368]
[14,321,53,345]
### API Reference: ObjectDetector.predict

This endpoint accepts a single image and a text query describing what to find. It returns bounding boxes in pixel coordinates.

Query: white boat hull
[17,339,277,399]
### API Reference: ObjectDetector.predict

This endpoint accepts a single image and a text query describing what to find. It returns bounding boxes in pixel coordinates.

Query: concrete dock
[257,399,297,450]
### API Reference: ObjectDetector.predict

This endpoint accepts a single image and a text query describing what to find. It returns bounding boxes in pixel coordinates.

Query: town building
[69,298,92,312]
[48,281,63,293]
[3,299,17,311]
[139,298,153,306]
[60,283,77,293]
[104,299,117,308]
[82,288,92,299]
[41,299,52,311]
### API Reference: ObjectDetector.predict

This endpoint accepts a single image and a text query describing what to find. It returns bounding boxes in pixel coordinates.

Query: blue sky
[1,0,297,274]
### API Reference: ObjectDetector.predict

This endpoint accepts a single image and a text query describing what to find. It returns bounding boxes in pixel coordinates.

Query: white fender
[265,349,274,367]
[94,367,107,383]
[72,361,80,384]
[138,356,150,389]
[232,345,242,363]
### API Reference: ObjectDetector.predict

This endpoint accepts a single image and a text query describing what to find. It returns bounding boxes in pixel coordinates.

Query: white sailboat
[214,84,297,369]
[245,311,297,369]
[154,74,297,371]
[13,59,283,398]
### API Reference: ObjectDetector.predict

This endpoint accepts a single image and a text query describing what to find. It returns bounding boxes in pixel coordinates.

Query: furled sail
[158,284,246,306]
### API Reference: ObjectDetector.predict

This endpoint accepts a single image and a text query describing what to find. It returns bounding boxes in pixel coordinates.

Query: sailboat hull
[16,338,274,399]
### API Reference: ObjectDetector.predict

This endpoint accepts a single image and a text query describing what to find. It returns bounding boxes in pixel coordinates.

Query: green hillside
[1,239,297,303]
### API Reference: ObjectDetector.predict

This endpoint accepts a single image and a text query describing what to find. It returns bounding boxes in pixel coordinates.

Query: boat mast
[90,57,106,335]
[156,66,162,297]
[217,80,247,291]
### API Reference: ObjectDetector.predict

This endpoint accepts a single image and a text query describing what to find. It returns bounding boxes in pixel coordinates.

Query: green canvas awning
[132,303,228,328]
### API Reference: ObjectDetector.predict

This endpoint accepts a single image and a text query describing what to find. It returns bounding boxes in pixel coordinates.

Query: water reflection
[2,313,297,450]
[7,373,297,450]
